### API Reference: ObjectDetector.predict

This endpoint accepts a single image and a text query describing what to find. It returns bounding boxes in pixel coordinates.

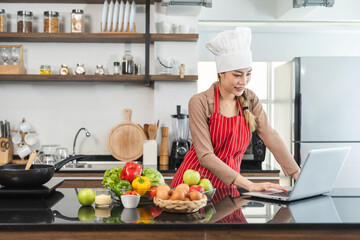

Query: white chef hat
[206,27,252,73]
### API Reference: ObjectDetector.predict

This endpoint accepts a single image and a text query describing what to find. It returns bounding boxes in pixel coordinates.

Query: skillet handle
[54,155,86,172]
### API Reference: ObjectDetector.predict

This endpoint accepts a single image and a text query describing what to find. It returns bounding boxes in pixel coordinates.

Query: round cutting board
[108,109,146,161]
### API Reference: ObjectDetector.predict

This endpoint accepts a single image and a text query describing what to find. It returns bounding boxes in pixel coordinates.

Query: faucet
[72,127,91,165]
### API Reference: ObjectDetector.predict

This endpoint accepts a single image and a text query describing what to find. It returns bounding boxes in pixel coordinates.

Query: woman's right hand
[247,182,288,192]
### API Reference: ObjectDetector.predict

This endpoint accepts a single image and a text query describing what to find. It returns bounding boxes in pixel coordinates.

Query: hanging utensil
[0,121,4,138]
[25,151,37,170]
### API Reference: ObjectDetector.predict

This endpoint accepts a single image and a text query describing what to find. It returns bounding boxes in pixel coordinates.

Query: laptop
[242,147,351,201]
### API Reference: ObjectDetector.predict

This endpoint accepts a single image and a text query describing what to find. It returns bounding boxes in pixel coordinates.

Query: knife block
[0,137,13,165]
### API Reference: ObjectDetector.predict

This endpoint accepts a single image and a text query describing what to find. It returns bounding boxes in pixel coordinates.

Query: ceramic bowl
[121,194,140,208]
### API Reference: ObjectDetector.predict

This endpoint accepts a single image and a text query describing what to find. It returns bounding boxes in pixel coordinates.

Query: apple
[183,169,201,186]
[78,188,96,206]
[199,178,213,191]
[189,185,205,193]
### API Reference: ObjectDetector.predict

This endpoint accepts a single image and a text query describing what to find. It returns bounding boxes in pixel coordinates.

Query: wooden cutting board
[108,109,146,161]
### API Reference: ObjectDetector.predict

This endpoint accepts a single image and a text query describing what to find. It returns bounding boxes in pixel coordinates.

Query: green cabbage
[102,166,123,189]
[142,168,165,187]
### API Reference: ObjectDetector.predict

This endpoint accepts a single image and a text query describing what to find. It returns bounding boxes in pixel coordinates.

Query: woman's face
[219,68,252,97]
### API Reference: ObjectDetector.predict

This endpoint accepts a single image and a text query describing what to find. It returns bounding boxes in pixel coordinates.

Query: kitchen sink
[60,161,141,171]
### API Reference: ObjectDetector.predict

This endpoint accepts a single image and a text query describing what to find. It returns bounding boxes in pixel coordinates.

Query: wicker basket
[153,195,207,213]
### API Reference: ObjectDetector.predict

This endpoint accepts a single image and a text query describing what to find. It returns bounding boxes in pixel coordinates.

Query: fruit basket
[153,195,207,213]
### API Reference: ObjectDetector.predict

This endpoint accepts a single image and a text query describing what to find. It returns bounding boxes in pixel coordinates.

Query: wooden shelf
[0,32,146,43]
[150,34,199,42]
[0,33,198,43]
[0,0,159,4]
[0,74,197,82]
[150,75,198,82]
[0,74,145,82]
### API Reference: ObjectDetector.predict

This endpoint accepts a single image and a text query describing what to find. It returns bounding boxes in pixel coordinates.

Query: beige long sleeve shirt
[188,82,300,186]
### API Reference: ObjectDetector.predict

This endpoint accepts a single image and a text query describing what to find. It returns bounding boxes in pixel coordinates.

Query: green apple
[78,188,96,206]
[199,178,213,191]
[183,169,201,186]
[77,206,95,222]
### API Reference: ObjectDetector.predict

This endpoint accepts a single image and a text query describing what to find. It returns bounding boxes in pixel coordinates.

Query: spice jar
[0,9,6,32]
[113,62,120,75]
[44,11,59,33]
[71,9,84,33]
[95,64,105,75]
[59,64,69,75]
[17,11,33,33]
[40,65,51,75]
[75,63,86,75]
[122,50,134,75]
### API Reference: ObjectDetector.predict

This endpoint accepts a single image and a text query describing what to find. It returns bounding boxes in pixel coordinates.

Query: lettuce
[102,166,123,189]
[142,168,165,187]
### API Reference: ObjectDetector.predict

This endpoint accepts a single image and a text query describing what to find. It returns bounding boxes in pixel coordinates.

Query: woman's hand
[292,169,301,181]
[247,182,288,192]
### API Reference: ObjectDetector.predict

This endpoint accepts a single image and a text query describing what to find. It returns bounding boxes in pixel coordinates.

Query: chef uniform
[170,27,300,197]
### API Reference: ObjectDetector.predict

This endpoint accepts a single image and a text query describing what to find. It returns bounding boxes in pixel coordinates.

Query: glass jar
[71,9,84,33]
[95,64,105,75]
[17,11,33,33]
[113,62,120,75]
[44,11,59,33]
[75,63,86,75]
[59,64,69,75]
[0,9,6,32]
[122,50,134,75]
[40,65,51,75]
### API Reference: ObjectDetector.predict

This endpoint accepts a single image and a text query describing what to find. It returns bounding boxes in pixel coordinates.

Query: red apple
[189,185,205,193]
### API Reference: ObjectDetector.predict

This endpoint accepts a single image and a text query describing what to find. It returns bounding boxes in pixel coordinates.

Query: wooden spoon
[25,151,37,170]
[143,124,149,139]
[148,124,158,140]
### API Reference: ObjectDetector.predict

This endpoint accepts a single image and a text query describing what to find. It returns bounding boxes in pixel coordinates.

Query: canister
[17,11,33,33]
[44,11,59,33]
[0,9,6,32]
[71,9,84,33]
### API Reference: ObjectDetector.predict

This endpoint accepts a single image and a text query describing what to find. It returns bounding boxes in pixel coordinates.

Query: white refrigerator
[274,57,360,189]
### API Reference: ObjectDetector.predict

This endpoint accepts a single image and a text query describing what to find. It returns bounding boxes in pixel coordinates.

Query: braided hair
[238,90,257,132]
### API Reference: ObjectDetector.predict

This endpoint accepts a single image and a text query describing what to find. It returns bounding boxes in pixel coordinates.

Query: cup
[24,133,37,146]
[172,24,179,34]
[41,154,55,165]
[155,22,162,33]
[55,147,69,163]
[19,121,32,133]
[12,131,22,145]
[160,21,171,34]
[179,24,189,34]
[17,144,32,158]
[41,145,60,155]
[95,188,111,208]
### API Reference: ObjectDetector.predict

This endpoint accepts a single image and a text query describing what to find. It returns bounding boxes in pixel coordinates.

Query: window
[197,61,285,169]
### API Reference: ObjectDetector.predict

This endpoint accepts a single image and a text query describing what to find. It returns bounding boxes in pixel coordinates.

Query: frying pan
[0,155,85,188]
[108,109,146,161]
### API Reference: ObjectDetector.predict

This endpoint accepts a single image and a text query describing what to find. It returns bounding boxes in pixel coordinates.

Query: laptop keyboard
[269,191,292,197]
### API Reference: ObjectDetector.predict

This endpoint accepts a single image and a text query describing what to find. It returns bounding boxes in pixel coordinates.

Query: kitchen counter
[1,183,360,240]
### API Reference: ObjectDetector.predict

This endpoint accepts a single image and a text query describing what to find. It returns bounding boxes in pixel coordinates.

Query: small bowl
[121,195,140,208]
[202,188,217,201]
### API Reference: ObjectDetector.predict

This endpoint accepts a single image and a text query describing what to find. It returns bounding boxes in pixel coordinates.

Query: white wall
[0,2,198,155]
[198,0,360,61]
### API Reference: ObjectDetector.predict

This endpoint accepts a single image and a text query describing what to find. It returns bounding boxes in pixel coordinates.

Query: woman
[170,27,300,192]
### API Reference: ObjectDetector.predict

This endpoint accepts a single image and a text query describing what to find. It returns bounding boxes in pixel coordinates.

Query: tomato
[149,205,163,218]
[148,187,158,199]
[123,190,140,196]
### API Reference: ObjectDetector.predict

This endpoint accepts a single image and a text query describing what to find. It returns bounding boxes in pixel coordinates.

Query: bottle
[75,63,86,75]
[17,11,33,33]
[0,9,7,32]
[40,65,51,75]
[95,64,105,75]
[113,62,120,75]
[44,11,59,33]
[59,64,69,75]
[122,50,134,74]
[71,9,84,33]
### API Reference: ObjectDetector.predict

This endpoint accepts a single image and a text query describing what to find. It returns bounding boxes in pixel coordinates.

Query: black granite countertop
[0,182,359,231]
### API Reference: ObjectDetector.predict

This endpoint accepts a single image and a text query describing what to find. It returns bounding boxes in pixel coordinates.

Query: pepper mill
[160,127,169,165]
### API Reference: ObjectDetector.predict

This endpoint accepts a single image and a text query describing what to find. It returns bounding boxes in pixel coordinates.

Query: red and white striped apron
[171,84,252,196]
